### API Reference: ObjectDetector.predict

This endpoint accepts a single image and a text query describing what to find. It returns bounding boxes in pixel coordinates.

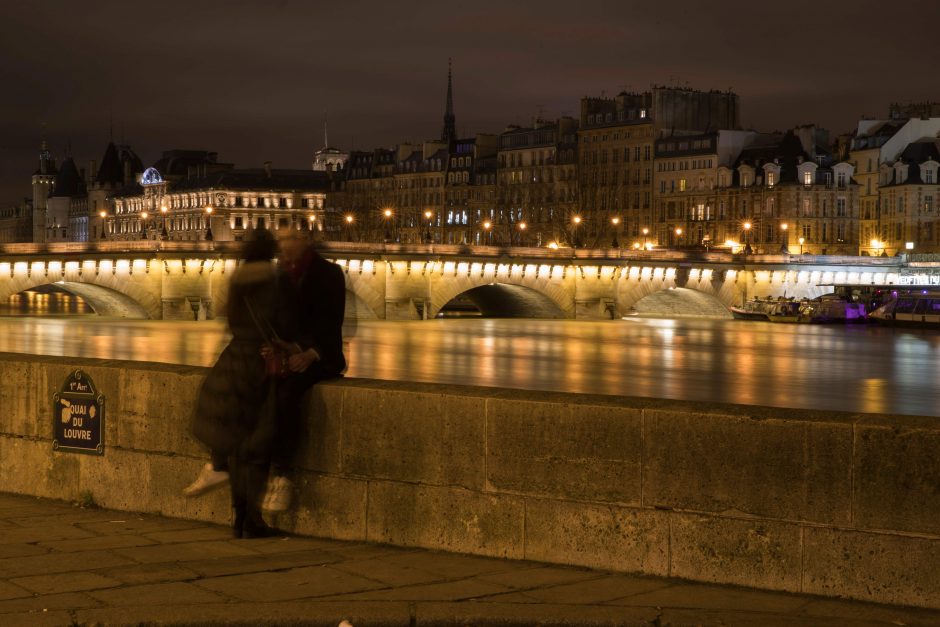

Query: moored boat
[730,298,800,322]
[869,289,940,327]
[797,294,868,323]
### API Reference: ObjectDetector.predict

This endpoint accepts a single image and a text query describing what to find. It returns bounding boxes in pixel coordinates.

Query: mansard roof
[50,157,86,198]
[170,169,332,193]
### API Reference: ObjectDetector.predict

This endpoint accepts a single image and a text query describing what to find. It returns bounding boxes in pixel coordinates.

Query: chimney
[264,161,272,177]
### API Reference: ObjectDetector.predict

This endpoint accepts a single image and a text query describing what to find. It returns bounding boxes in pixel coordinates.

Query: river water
[0,315,937,416]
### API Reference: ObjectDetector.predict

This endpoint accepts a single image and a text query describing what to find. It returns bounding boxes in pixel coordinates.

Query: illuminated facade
[108,158,331,241]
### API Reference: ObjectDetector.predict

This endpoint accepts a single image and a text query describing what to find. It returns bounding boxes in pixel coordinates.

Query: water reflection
[0,288,94,316]
[0,316,936,417]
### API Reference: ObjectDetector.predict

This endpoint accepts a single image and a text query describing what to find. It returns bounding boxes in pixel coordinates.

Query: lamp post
[345,214,354,241]
[204,206,214,241]
[674,227,683,249]
[518,221,527,246]
[572,215,582,248]
[743,221,752,254]
[611,217,620,248]
[780,222,789,253]
[383,208,392,243]
[307,214,315,231]
[870,238,885,257]
[140,211,149,240]
[99,211,107,240]
[642,227,649,251]
[424,210,433,243]
[482,220,492,245]
[798,236,805,256]
[160,205,169,240]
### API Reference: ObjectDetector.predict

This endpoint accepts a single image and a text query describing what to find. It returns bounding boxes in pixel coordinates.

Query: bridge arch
[615,266,737,317]
[0,280,152,318]
[429,265,574,319]
[438,283,567,318]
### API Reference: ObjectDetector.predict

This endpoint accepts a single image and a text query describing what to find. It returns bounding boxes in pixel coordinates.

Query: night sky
[1,0,937,204]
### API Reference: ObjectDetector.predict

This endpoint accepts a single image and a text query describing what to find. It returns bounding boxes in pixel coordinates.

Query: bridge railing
[0,240,910,269]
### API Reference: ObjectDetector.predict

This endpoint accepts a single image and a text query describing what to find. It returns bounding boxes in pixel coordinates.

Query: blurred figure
[262,229,346,512]
[188,229,281,537]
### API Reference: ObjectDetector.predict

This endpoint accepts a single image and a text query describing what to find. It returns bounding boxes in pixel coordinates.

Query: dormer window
[803,171,812,186]
[767,172,776,187]
[926,169,935,184]
[837,172,846,187]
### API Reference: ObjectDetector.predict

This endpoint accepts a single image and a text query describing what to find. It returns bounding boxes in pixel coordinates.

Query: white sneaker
[182,463,230,497]
[262,476,293,513]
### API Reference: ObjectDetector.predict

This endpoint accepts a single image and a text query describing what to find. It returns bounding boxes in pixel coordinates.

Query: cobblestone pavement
[1,493,938,626]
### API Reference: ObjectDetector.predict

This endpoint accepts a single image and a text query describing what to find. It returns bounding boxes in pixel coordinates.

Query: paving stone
[0,611,75,627]
[0,543,50,559]
[330,557,446,587]
[75,600,413,627]
[0,580,31,601]
[0,591,100,614]
[94,562,201,585]
[521,575,672,605]
[195,565,385,602]
[10,572,123,594]
[111,539,258,564]
[87,581,226,607]
[657,608,885,627]
[185,548,342,578]
[143,525,235,544]
[416,601,659,626]
[0,549,134,578]
[609,582,809,613]
[798,597,940,627]
[380,551,520,578]
[475,565,603,590]
[0,524,95,545]
[235,535,341,555]
[77,516,206,536]
[322,578,511,602]
[38,533,156,553]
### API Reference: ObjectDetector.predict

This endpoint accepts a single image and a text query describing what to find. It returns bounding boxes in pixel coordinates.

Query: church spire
[441,58,456,144]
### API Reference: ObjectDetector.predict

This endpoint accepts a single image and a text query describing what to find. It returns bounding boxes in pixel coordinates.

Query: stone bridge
[0,241,914,320]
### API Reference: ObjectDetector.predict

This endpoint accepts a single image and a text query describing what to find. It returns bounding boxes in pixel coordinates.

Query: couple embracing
[185,228,346,538]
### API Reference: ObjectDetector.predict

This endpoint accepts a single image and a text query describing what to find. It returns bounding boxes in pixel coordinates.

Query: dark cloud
[0,0,936,203]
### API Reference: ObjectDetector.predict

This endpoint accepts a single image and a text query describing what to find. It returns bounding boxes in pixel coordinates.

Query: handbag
[244,297,300,379]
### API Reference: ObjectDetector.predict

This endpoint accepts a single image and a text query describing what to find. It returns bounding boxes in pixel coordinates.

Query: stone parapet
[0,354,937,608]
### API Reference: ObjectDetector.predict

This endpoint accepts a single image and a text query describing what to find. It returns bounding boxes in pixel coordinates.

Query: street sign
[52,370,105,455]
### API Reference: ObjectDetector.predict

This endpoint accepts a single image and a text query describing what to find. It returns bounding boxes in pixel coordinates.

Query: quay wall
[0,354,938,609]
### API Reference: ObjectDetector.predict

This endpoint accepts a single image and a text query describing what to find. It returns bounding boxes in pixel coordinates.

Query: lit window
[803,171,812,185]
[767,172,776,187]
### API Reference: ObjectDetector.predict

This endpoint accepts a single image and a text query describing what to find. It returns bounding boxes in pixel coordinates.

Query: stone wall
[0,353,938,609]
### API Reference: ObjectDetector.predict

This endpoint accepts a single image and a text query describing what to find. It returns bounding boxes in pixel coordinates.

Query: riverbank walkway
[1,493,938,626]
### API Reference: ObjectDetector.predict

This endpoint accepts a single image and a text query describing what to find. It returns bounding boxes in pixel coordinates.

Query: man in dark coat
[263,230,346,512]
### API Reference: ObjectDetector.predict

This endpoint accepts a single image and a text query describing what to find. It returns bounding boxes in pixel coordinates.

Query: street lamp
[742,221,752,254]
[482,220,492,245]
[204,206,214,241]
[610,217,620,248]
[572,215,582,248]
[518,221,527,246]
[140,211,149,240]
[674,227,683,249]
[642,227,649,250]
[345,214,354,241]
[424,210,433,243]
[160,205,169,240]
[383,208,393,243]
[99,210,107,240]
[307,214,315,231]
[870,238,885,257]
[798,236,805,255]
[780,222,789,253]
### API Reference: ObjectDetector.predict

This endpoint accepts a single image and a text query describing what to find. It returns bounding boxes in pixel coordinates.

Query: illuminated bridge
[0,241,918,320]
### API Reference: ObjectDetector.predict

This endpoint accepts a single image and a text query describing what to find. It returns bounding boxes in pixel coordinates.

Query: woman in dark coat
[190,230,279,537]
